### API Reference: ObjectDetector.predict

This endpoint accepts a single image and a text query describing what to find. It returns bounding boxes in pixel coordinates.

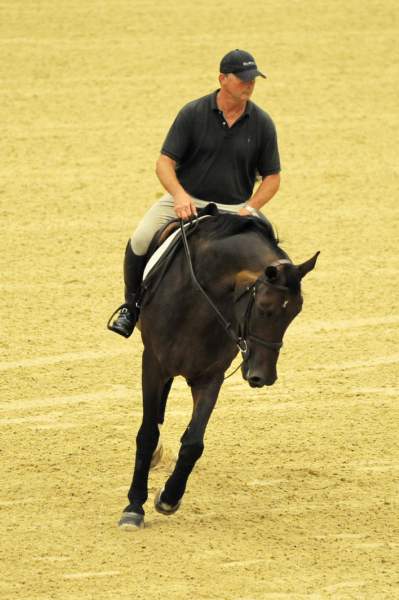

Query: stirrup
[107,303,128,332]
[107,303,138,338]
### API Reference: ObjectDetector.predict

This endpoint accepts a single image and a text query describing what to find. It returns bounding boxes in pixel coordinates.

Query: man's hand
[155,155,198,220]
[173,190,198,220]
[238,206,253,216]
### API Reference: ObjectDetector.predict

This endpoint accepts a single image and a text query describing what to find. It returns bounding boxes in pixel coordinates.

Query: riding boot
[108,241,146,338]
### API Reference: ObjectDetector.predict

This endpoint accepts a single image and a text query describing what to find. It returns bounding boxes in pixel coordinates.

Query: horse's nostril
[248,373,278,387]
[248,376,264,388]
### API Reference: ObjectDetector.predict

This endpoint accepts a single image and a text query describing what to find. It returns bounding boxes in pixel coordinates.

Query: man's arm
[239,173,280,216]
[155,154,197,220]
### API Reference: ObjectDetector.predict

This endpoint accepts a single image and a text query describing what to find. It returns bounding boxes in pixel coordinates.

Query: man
[109,49,281,338]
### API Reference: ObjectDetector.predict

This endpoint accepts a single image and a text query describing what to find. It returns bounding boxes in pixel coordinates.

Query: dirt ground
[1,1,398,599]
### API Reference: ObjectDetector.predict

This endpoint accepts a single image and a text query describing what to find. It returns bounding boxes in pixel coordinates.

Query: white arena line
[63,571,120,580]
[294,314,399,335]
[0,414,61,426]
[313,353,399,371]
[1,315,398,372]
[352,386,399,396]
[323,581,365,593]
[0,348,131,371]
[247,479,287,487]
[1,386,130,412]
[35,556,70,562]
[222,558,267,568]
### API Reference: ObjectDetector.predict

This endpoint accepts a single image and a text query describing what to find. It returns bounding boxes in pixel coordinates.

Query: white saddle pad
[143,215,211,282]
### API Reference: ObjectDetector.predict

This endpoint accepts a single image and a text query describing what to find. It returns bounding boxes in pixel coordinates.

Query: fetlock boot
[108,241,146,338]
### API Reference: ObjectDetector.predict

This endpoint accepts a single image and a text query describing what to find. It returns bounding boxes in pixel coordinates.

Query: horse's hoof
[154,489,181,515]
[118,511,144,529]
[150,442,164,470]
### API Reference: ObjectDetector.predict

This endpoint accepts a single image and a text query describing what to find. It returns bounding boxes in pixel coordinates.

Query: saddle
[138,203,219,307]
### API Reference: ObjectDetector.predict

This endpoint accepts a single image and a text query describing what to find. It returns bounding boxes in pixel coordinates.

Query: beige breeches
[131,194,249,255]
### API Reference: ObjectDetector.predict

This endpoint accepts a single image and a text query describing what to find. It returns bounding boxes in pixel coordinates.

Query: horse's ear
[265,265,278,282]
[297,252,320,279]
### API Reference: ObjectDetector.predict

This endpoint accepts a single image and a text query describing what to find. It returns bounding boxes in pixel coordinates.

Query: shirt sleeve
[256,112,281,177]
[161,104,193,163]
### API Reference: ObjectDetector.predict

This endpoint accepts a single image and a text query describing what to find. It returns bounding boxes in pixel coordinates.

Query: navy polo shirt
[161,90,281,205]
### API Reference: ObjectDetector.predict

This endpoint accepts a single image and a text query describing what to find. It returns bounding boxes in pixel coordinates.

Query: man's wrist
[172,188,188,201]
[243,204,257,215]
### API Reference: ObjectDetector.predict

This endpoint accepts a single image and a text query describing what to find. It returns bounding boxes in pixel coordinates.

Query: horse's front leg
[119,349,168,529]
[150,376,173,469]
[155,374,223,515]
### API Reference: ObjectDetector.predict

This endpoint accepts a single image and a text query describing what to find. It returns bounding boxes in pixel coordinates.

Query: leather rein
[180,220,290,363]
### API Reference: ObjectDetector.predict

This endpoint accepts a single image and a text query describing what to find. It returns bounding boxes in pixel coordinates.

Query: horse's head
[235,252,319,387]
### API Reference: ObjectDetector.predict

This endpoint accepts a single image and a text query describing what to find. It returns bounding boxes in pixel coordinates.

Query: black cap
[220,49,266,82]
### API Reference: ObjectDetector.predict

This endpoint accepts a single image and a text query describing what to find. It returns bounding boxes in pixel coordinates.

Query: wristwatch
[244,204,257,215]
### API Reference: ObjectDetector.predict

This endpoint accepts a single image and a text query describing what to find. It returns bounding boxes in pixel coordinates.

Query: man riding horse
[109,49,281,338]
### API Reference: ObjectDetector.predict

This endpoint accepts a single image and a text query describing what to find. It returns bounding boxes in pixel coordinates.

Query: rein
[179,219,287,374]
[179,220,246,353]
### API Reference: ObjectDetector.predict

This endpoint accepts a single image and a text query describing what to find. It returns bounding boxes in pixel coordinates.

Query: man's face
[219,73,256,101]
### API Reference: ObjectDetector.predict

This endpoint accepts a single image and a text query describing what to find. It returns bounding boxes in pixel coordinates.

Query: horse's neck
[221,235,281,268]
[197,234,283,287]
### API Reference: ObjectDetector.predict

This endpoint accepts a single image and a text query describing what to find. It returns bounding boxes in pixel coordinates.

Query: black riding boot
[108,241,146,338]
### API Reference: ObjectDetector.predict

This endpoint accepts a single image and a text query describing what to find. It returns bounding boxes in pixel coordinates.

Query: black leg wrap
[162,442,204,506]
[127,424,159,507]
[122,502,145,516]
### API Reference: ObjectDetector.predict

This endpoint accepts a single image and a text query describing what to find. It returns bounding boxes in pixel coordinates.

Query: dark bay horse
[119,210,319,528]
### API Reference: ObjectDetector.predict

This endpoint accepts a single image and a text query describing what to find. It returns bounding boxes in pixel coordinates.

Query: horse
[118,208,319,528]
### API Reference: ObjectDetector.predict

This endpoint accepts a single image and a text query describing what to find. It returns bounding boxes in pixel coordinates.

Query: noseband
[180,220,289,363]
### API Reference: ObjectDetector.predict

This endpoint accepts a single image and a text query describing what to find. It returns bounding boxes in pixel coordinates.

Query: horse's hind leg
[155,375,223,515]
[119,349,168,529]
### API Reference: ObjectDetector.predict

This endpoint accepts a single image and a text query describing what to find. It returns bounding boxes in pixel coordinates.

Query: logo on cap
[219,49,266,80]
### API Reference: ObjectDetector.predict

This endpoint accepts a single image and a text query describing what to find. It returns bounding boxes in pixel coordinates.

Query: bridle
[180,220,290,364]
[234,264,291,359]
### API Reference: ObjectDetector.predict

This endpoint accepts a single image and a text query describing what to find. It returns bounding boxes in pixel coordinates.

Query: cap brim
[235,69,266,82]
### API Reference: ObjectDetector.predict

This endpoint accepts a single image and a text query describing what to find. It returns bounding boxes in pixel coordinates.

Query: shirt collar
[211,90,252,117]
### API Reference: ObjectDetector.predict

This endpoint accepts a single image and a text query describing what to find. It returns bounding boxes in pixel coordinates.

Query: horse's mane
[199,214,303,292]
[147,204,280,260]
[198,211,280,248]
[197,210,302,292]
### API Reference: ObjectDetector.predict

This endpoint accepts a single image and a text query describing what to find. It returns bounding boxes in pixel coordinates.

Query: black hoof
[154,489,181,515]
[118,511,144,529]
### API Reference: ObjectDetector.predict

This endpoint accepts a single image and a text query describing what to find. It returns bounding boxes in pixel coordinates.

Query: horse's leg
[158,377,173,425]
[150,377,173,469]
[119,349,167,529]
[155,375,223,515]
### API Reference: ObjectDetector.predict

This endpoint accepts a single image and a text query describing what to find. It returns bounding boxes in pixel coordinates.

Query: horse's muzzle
[248,374,277,388]
[242,362,278,387]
